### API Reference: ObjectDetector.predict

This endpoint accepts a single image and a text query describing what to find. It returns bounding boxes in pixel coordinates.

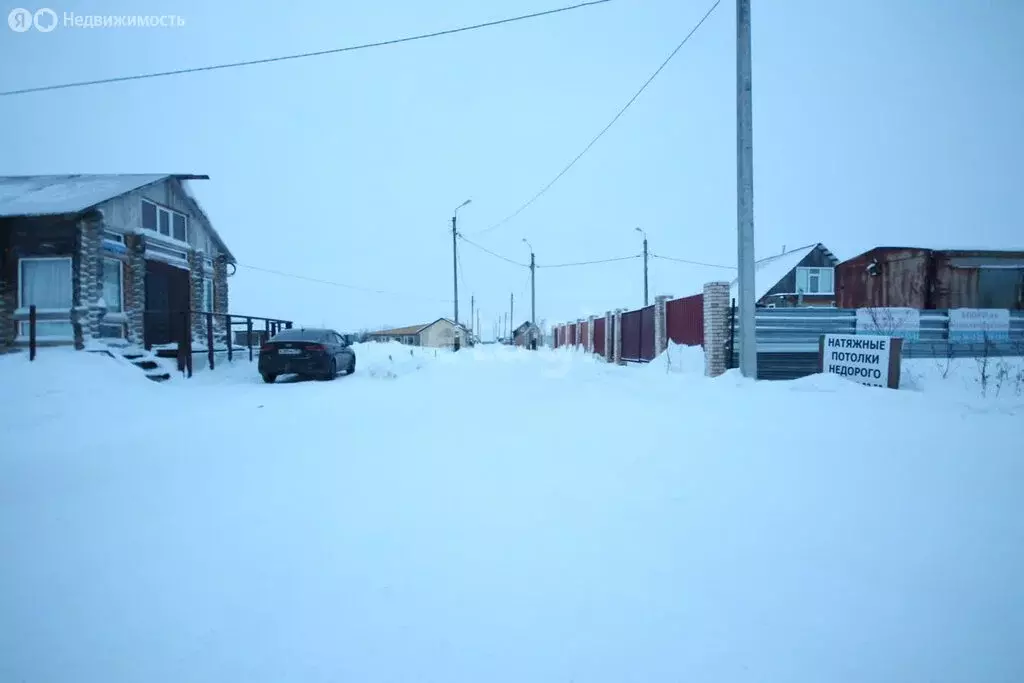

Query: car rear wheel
[319,359,337,381]
[261,373,277,384]
[346,357,356,375]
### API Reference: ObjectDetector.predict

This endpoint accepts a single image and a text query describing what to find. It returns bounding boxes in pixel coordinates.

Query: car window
[334,333,346,346]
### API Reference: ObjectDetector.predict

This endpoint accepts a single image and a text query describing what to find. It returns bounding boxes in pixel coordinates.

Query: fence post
[225,314,233,363]
[185,328,193,378]
[586,315,595,353]
[206,312,215,370]
[654,294,672,357]
[604,311,613,362]
[702,282,731,377]
[613,309,624,365]
[247,317,254,362]
[727,298,737,370]
[177,310,187,374]
[28,305,37,361]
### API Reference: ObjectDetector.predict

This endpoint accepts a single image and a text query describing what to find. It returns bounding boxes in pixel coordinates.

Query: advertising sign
[818,334,903,389]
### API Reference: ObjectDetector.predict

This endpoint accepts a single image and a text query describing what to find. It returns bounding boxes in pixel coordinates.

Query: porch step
[89,344,176,383]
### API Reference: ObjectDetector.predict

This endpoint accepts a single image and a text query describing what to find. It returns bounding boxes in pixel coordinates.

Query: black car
[258,327,356,383]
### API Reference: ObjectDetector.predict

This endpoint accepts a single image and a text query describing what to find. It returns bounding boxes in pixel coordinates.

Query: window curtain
[21,259,72,310]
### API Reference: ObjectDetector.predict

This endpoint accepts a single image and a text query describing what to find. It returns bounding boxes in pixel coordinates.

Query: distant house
[0,174,236,351]
[366,318,471,348]
[836,246,1024,309]
[511,321,539,348]
[730,243,840,308]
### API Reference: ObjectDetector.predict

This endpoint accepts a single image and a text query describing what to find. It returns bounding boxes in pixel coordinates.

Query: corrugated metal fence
[731,308,1024,380]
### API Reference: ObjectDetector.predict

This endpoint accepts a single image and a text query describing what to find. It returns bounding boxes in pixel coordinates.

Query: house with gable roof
[0,174,236,351]
[730,243,840,308]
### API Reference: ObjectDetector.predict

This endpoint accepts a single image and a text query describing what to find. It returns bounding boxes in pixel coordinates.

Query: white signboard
[948,308,1011,342]
[856,307,921,341]
[819,333,900,388]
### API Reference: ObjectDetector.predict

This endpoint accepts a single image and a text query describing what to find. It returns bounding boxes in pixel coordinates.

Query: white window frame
[103,257,124,314]
[141,199,189,246]
[16,256,74,340]
[795,266,835,295]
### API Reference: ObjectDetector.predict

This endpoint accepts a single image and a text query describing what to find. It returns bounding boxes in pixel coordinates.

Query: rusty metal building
[836,247,1024,309]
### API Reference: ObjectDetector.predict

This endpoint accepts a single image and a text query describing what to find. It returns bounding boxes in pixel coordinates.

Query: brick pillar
[124,233,147,346]
[586,315,596,353]
[613,309,624,365]
[654,294,672,357]
[187,249,206,341]
[604,311,613,362]
[73,210,104,349]
[703,281,731,377]
[212,254,230,337]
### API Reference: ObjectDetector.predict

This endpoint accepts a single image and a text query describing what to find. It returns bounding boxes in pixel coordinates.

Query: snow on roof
[0,174,170,217]
[730,244,818,303]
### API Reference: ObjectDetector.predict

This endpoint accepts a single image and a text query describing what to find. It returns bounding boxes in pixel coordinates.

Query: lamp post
[635,227,648,307]
[452,199,471,350]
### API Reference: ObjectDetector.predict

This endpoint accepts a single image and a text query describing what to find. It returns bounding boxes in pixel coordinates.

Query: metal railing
[19,306,293,377]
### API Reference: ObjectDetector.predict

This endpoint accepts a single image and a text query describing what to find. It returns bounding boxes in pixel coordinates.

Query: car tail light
[305,344,325,352]
[260,344,273,352]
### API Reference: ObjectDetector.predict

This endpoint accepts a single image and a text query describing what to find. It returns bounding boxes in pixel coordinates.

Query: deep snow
[1,342,1023,682]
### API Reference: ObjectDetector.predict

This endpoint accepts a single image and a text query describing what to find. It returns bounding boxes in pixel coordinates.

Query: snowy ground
[2,342,1023,682]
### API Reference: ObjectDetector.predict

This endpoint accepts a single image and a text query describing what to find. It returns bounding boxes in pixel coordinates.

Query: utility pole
[523,238,537,349]
[452,215,458,328]
[452,199,471,352]
[510,293,514,342]
[476,309,480,344]
[635,227,649,307]
[470,294,475,341]
[736,0,757,378]
[642,234,649,307]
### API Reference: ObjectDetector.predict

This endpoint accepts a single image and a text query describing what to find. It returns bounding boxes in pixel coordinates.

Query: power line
[650,253,734,270]
[457,234,529,268]
[235,262,452,302]
[538,254,640,269]
[469,0,722,238]
[0,0,615,97]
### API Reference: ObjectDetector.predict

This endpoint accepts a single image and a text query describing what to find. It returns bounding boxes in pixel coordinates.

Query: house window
[103,258,123,313]
[796,267,834,295]
[17,257,73,339]
[203,277,214,313]
[141,199,188,244]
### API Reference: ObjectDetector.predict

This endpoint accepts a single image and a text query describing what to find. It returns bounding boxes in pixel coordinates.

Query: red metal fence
[666,294,703,347]
[553,293,704,360]
[593,317,606,357]
[620,309,642,361]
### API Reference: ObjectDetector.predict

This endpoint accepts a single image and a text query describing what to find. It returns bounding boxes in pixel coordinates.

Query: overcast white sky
[2,0,1022,336]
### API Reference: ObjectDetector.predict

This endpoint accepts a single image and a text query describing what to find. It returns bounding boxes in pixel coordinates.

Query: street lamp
[452,199,471,350]
[635,227,649,306]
